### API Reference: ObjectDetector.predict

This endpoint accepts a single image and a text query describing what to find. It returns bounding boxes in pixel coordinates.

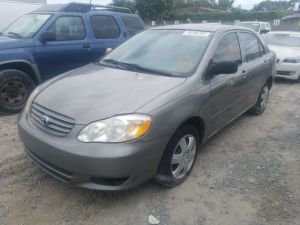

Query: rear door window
[239,32,262,62]
[213,32,242,65]
[47,16,85,41]
[90,15,120,39]
[122,16,144,36]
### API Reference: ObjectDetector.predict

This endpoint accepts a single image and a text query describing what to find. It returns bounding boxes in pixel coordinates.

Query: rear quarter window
[122,16,144,36]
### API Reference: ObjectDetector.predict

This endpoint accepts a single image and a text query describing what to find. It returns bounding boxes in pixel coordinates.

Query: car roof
[151,24,249,32]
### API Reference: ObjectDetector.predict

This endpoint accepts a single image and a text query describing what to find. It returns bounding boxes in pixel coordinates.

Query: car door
[34,15,93,79]
[88,14,126,62]
[208,32,250,134]
[238,32,268,106]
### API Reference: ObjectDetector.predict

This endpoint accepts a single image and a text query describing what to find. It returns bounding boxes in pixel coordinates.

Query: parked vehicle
[236,21,271,35]
[0,3,144,114]
[264,31,300,81]
[18,24,276,191]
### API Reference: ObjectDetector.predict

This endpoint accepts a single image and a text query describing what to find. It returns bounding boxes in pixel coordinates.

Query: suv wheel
[249,83,270,115]
[0,69,36,114]
[155,124,199,188]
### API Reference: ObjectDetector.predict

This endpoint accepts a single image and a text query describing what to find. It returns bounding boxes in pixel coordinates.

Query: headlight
[283,58,300,63]
[24,87,39,114]
[78,114,152,143]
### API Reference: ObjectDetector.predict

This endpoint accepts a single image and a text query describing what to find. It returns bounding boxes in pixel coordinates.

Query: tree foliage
[112,0,174,21]
[111,0,136,12]
[253,0,299,12]
[135,0,174,21]
[218,0,234,10]
[111,0,294,22]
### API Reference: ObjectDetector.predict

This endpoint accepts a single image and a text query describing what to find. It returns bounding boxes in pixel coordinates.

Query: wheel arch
[267,76,274,90]
[175,116,206,145]
[0,61,42,85]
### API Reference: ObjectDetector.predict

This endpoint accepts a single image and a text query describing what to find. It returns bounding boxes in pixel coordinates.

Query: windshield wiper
[102,59,134,70]
[102,59,175,77]
[7,32,24,39]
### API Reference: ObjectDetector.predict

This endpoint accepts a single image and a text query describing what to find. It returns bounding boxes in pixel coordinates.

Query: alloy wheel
[260,86,269,110]
[171,134,197,179]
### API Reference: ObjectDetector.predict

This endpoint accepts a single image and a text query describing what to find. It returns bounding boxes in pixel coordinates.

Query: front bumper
[18,112,170,191]
[275,62,300,80]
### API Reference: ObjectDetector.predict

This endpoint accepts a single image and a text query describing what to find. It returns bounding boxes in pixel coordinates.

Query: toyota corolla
[18,24,276,191]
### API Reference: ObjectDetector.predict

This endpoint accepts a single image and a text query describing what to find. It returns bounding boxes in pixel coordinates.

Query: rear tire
[249,83,270,115]
[0,69,36,115]
[155,124,199,188]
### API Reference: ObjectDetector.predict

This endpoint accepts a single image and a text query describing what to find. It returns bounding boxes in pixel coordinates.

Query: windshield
[2,14,51,39]
[264,33,300,47]
[237,23,260,32]
[100,29,213,77]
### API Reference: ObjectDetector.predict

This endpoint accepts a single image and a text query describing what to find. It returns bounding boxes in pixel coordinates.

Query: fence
[145,17,300,32]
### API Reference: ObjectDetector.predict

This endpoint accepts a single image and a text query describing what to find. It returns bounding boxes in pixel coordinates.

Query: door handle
[241,69,248,79]
[242,69,248,74]
[83,44,92,51]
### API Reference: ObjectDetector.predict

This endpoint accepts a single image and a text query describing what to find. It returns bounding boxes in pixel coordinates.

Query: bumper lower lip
[18,112,169,191]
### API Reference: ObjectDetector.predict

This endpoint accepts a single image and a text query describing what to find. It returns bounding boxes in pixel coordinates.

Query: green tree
[111,0,136,12]
[218,0,234,10]
[135,0,174,21]
[252,0,293,12]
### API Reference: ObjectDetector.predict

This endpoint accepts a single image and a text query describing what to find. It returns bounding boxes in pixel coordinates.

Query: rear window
[90,15,120,39]
[122,16,144,36]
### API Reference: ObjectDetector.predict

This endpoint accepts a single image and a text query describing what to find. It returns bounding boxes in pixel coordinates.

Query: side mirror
[40,31,55,43]
[209,61,238,76]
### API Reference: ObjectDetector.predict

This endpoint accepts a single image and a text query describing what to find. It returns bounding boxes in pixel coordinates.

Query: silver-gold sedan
[18,24,275,191]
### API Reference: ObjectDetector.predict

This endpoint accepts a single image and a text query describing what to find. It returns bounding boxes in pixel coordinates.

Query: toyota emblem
[40,115,50,127]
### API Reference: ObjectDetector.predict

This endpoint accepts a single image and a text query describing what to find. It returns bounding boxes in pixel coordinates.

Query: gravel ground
[0,80,299,225]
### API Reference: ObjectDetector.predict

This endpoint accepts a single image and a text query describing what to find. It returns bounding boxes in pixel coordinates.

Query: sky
[47,0,269,10]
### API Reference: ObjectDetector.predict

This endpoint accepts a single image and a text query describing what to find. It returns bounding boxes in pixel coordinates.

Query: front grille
[277,70,295,76]
[30,103,76,136]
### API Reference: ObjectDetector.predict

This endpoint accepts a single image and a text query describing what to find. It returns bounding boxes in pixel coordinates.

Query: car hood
[0,36,33,50]
[268,45,300,60]
[35,64,186,124]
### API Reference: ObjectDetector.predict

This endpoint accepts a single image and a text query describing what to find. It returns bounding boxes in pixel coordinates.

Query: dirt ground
[0,80,299,225]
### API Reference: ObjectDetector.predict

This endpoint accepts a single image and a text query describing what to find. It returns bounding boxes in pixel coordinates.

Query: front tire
[249,83,270,115]
[155,124,199,188]
[0,69,36,114]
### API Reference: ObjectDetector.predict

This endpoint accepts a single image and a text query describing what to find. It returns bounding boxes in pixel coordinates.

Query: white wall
[0,1,44,30]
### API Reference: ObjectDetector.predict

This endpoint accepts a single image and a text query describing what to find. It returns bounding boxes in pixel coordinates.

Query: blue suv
[0,3,144,114]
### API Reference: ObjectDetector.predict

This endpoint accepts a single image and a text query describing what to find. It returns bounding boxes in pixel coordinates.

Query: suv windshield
[264,33,300,47]
[101,29,213,77]
[2,13,51,39]
[237,23,260,32]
